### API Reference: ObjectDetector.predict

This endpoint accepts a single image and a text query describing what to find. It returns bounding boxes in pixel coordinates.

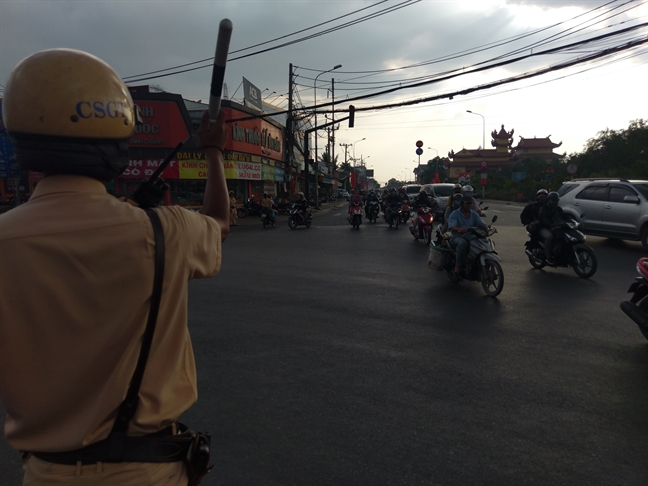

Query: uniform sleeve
[159,206,222,279]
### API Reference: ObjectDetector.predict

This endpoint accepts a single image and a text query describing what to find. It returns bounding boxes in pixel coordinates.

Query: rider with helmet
[295,191,310,223]
[410,190,437,230]
[538,191,570,264]
[0,48,230,483]
[365,189,380,219]
[520,189,548,247]
[461,184,484,215]
[448,195,493,276]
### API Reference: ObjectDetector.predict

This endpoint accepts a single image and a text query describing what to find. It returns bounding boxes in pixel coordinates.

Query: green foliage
[566,119,648,179]
[482,119,647,201]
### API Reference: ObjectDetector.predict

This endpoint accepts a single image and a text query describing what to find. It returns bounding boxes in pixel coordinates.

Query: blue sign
[511,172,526,182]
[415,148,423,156]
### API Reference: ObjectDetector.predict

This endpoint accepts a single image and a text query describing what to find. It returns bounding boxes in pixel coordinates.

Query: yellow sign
[545,166,555,173]
[179,159,208,179]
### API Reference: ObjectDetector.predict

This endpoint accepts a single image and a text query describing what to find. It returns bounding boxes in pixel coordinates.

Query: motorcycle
[288,204,312,229]
[367,200,380,223]
[620,257,648,341]
[400,202,411,224]
[260,207,277,228]
[348,203,363,229]
[524,219,597,278]
[431,215,504,297]
[237,197,263,219]
[410,206,434,245]
[385,203,402,229]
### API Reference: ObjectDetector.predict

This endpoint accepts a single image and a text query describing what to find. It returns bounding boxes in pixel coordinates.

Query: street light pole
[466,110,485,149]
[314,64,341,206]
[352,138,366,167]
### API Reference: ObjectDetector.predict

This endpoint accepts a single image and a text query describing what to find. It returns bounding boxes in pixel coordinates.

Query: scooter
[410,206,434,245]
[400,202,411,224]
[348,203,363,230]
[524,219,597,278]
[385,203,402,229]
[288,204,312,229]
[367,200,380,223]
[431,215,503,297]
[261,207,276,228]
[237,197,263,219]
[620,257,648,341]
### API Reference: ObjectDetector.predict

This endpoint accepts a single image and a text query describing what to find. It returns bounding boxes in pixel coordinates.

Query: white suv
[557,178,648,250]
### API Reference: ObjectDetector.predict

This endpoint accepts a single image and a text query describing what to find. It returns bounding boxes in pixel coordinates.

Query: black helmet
[453,184,462,194]
[546,191,560,207]
[462,195,475,204]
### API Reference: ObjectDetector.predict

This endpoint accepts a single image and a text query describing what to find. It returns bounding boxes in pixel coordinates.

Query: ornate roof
[511,136,562,150]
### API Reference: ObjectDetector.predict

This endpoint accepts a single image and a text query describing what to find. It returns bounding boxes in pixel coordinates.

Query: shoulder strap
[108,208,165,459]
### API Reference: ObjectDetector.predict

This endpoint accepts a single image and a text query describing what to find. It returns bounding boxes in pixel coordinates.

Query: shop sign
[262,164,275,181]
[122,159,179,179]
[129,101,190,148]
[274,167,285,182]
[225,107,283,161]
[179,159,209,179]
[224,160,261,180]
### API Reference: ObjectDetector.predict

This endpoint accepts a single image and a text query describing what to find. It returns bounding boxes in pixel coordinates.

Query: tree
[566,119,647,178]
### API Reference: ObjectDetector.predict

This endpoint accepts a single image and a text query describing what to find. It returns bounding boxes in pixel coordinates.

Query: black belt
[30,425,193,465]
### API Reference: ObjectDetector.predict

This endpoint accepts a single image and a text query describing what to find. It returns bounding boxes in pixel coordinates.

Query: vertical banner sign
[351,171,357,188]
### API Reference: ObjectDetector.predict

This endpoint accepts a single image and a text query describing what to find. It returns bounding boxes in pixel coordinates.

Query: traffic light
[348,105,355,128]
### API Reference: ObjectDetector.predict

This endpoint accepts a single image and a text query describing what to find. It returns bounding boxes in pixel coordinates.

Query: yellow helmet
[3,48,135,139]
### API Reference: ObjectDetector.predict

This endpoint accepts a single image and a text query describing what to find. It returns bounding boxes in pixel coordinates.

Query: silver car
[557,178,648,250]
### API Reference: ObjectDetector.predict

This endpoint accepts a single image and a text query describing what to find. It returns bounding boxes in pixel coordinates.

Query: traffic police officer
[0,48,230,485]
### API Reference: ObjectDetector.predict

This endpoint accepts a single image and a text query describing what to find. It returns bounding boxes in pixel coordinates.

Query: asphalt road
[1,200,647,485]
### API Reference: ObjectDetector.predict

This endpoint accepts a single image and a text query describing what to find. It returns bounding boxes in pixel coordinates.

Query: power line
[122,0,420,83]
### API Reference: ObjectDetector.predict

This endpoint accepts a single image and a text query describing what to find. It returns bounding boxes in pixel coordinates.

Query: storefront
[121,89,286,209]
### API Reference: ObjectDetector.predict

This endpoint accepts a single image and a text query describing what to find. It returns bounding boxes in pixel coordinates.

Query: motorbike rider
[365,189,380,218]
[411,190,435,223]
[538,191,570,265]
[348,189,363,220]
[294,192,309,223]
[461,184,484,215]
[520,189,548,247]
[261,193,276,220]
[398,186,410,205]
[448,195,494,276]
[442,192,463,232]
[384,188,402,222]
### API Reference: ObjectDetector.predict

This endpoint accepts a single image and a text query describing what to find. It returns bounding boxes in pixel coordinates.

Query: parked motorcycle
[620,257,648,341]
[288,204,312,229]
[400,202,411,224]
[237,197,263,219]
[385,203,402,229]
[367,200,380,223]
[524,219,597,278]
[410,206,434,245]
[261,207,277,228]
[431,215,503,297]
[348,203,363,230]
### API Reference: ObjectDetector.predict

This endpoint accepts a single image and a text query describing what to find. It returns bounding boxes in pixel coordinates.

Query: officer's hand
[198,110,228,152]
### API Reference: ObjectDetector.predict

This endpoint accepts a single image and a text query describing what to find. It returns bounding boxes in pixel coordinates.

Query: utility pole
[339,142,351,190]
[286,63,294,194]
[331,78,336,181]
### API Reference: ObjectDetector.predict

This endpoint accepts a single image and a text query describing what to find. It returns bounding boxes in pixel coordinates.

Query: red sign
[130,100,190,149]
[224,107,283,161]
[351,171,357,188]
[416,140,423,148]
[121,158,179,179]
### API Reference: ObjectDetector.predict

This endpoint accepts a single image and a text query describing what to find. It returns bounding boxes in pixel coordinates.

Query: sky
[1,0,646,185]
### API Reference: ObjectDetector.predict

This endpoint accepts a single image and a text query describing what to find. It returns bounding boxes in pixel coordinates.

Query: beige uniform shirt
[0,175,221,453]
